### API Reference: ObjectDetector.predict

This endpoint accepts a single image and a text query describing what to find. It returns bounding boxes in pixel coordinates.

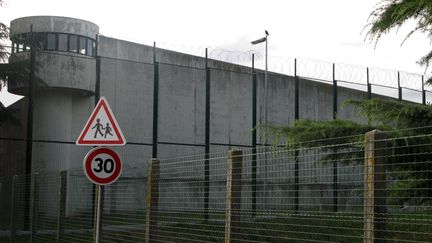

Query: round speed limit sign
[83,147,122,185]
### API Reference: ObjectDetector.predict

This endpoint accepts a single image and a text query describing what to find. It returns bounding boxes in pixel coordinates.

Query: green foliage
[0,102,20,126]
[366,0,432,81]
[0,0,9,92]
[262,98,432,205]
[0,22,8,62]
[347,98,432,130]
[262,119,377,148]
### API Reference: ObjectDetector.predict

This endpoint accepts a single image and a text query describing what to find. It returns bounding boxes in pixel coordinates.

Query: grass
[1,210,431,242]
[154,210,432,242]
[0,211,9,230]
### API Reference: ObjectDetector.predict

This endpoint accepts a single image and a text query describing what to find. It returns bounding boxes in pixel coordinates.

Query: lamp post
[251,30,269,137]
[251,30,269,207]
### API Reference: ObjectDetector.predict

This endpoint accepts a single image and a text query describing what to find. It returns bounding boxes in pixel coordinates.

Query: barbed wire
[156,42,430,94]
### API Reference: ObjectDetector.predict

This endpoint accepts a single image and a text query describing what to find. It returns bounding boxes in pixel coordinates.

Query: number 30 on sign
[83,147,122,185]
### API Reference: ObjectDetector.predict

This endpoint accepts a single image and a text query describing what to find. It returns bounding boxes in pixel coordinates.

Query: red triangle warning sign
[76,97,126,146]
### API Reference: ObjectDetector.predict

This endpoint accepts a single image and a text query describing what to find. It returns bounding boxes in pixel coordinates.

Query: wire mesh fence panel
[0,176,8,243]
[149,151,227,242]
[101,168,147,243]
[31,173,60,242]
[380,132,432,242]
[2,130,432,242]
[223,144,363,243]
[63,169,95,242]
[11,174,30,242]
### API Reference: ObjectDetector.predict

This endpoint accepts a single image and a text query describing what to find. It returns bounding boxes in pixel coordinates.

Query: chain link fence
[1,129,431,242]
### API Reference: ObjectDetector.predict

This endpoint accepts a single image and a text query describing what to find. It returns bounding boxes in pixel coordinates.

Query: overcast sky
[1,0,431,106]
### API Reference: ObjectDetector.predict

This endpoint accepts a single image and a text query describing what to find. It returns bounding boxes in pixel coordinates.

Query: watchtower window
[68,35,78,53]
[11,32,96,57]
[79,36,86,55]
[34,33,46,50]
[86,39,94,56]
[47,33,56,50]
[58,34,68,51]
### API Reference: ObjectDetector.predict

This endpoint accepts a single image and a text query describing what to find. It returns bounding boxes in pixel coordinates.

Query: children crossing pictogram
[76,97,126,146]
[92,119,104,138]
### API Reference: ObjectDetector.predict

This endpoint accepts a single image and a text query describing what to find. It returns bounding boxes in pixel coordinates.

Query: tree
[261,0,432,206]
[0,0,9,92]
[367,0,432,80]
[263,98,432,205]
[0,0,18,125]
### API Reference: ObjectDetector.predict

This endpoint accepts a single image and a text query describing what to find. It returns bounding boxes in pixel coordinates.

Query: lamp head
[251,37,267,45]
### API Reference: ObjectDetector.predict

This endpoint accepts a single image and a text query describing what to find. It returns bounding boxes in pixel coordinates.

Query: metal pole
[91,49,101,230]
[422,75,426,105]
[204,48,210,221]
[398,71,402,101]
[332,63,337,120]
[264,35,268,129]
[294,58,299,212]
[294,59,299,120]
[251,53,257,216]
[332,63,338,212]
[367,67,372,99]
[152,42,159,158]
[263,35,268,208]
[24,24,35,231]
[10,175,18,243]
[93,185,103,243]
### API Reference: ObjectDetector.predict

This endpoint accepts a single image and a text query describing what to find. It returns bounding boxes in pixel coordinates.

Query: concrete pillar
[364,130,387,243]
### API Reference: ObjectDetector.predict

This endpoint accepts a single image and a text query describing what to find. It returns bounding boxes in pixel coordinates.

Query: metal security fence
[156,43,432,103]
[1,129,431,242]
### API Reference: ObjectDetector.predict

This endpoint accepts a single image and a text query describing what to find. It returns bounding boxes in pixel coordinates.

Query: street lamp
[251,30,269,205]
[251,30,269,131]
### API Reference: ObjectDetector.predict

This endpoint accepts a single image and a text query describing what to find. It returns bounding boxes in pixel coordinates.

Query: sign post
[76,97,126,243]
[94,184,103,243]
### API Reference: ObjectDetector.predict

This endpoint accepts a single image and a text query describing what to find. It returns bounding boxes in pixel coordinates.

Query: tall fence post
[204,48,210,221]
[29,173,38,243]
[422,75,426,105]
[251,54,257,217]
[9,175,18,243]
[294,59,300,213]
[294,59,299,120]
[224,150,243,243]
[367,67,372,99]
[91,56,101,230]
[364,130,387,243]
[332,63,338,212]
[152,42,159,158]
[332,63,337,120]
[145,158,160,243]
[56,171,67,243]
[398,71,402,101]
[24,25,35,231]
